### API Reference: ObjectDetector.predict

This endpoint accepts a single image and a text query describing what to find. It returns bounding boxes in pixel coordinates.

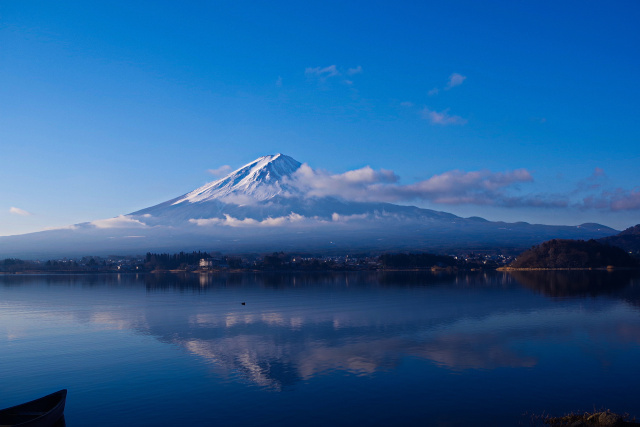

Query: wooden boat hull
[0,390,67,427]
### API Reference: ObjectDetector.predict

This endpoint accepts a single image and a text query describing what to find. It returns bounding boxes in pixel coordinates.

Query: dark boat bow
[0,390,67,427]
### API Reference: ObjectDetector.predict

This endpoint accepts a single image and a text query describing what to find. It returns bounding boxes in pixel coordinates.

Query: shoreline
[3,266,639,275]
[0,267,482,275]
[497,266,639,271]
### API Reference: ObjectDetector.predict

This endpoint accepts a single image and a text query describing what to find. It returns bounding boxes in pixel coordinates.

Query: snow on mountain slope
[173,153,301,204]
[130,154,305,222]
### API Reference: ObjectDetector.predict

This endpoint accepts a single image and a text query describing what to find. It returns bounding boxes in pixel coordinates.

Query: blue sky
[1,0,639,236]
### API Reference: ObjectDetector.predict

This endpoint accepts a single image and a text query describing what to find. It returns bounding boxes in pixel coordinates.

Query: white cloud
[43,224,78,231]
[331,213,370,222]
[445,73,466,89]
[90,215,148,229]
[217,193,264,206]
[207,165,232,177]
[282,163,538,208]
[421,107,467,125]
[276,76,283,87]
[190,213,321,228]
[189,212,389,228]
[428,88,439,96]
[305,65,340,79]
[9,207,32,216]
[400,101,414,107]
[284,164,398,201]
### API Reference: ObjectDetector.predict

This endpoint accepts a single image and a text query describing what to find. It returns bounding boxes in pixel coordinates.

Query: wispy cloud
[9,207,33,216]
[421,107,467,125]
[305,65,363,85]
[305,65,340,79]
[346,66,363,75]
[276,76,283,87]
[207,165,232,177]
[517,168,640,212]
[445,73,467,89]
[582,188,640,211]
[572,167,607,195]
[90,215,148,229]
[429,72,467,96]
[592,167,606,178]
[610,189,640,211]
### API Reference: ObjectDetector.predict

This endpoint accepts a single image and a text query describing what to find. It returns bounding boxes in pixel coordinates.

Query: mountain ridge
[0,154,621,258]
[598,224,640,254]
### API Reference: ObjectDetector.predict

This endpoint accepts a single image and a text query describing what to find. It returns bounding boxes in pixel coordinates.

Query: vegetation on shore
[599,224,640,255]
[0,250,510,273]
[544,410,638,426]
[505,239,638,270]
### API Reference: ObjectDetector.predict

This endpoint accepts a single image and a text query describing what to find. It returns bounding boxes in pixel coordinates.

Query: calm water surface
[2,271,640,426]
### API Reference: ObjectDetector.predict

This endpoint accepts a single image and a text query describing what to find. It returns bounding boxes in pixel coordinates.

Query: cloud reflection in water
[3,271,640,392]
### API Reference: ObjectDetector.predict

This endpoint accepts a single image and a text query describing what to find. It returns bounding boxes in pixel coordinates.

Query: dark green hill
[599,224,640,254]
[509,239,638,269]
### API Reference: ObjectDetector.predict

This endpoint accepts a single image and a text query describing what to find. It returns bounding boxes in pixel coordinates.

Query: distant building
[199,259,213,269]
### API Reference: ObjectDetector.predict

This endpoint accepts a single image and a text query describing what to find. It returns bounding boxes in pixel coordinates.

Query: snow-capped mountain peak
[172,153,301,204]
[1,152,620,258]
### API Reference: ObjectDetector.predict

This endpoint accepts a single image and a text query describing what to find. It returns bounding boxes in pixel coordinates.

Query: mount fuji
[1,154,617,258]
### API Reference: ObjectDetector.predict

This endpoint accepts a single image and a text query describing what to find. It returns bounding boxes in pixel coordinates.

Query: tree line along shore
[1,235,639,274]
[0,251,512,274]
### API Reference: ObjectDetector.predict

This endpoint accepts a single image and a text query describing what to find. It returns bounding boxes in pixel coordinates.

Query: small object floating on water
[0,389,67,427]
[241,302,246,305]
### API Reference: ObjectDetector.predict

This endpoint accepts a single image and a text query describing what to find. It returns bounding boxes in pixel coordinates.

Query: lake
[2,271,640,426]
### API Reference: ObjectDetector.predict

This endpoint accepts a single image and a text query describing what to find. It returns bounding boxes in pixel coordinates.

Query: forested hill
[508,239,638,269]
[599,224,640,254]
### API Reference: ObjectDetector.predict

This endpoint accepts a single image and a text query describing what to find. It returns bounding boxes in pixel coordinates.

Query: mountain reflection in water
[2,271,640,426]
[137,272,543,387]
[155,271,640,387]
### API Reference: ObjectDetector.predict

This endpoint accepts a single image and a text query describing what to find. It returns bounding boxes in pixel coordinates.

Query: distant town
[0,250,517,274]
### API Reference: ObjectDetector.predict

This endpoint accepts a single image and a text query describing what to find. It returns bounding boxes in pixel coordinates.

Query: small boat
[0,390,67,427]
